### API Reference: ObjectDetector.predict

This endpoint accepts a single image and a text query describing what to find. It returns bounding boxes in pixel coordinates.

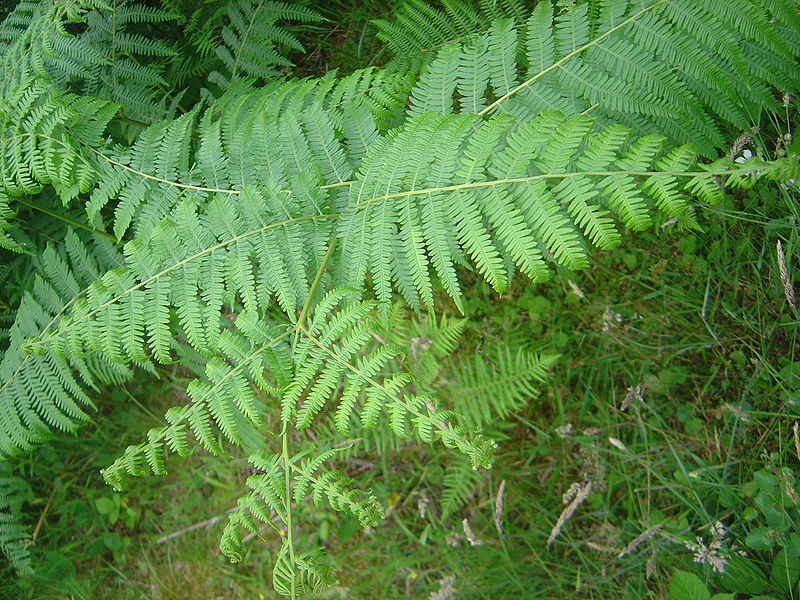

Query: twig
[242,522,276,544]
[155,508,236,544]
[31,487,56,542]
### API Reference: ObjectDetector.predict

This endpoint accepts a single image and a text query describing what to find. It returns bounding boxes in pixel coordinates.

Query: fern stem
[478,0,668,116]
[354,168,729,208]
[294,237,338,339]
[280,421,297,599]
[320,181,355,190]
[0,133,242,196]
[1,133,98,176]
[13,197,118,242]
[86,146,244,195]
[114,115,152,129]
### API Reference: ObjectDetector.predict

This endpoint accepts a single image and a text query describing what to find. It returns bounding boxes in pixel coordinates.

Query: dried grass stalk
[547,481,593,548]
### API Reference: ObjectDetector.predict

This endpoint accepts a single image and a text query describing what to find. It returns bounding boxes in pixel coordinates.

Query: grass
[292,0,396,75]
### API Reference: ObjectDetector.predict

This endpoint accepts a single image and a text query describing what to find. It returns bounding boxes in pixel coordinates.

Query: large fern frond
[72,69,409,239]
[337,110,734,310]
[24,99,788,370]
[398,0,798,154]
[101,291,494,491]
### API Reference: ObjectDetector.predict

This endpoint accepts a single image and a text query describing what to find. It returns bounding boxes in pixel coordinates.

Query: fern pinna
[1,0,799,593]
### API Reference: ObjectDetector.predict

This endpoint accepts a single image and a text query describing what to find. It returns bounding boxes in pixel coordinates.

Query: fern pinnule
[221,451,285,561]
[271,543,336,596]
[292,447,383,525]
[0,194,24,253]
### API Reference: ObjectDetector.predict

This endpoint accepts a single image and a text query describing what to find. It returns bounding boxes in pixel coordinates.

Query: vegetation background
[0,0,799,599]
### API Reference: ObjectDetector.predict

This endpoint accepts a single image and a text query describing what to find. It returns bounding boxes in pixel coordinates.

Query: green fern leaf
[0,461,32,575]
[1,232,131,455]
[448,348,559,429]
[210,0,321,86]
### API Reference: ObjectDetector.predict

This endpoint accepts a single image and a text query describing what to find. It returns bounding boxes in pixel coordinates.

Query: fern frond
[26,95,780,365]
[271,542,336,597]
[338,110,741,307]
[0,461,31,575]
[285,292,491,467]
[220,451,285,563]
[440,454,481,520]
[1,0,177,124]
[398,0,798,154]
[447,347,559,429]
[0,231,130,455]
[209,0,321,88]
[220,448,368,596]
[102,289,494,494]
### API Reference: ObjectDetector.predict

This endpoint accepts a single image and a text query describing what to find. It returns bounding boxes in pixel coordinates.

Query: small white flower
[462,518,485,546]
[562,482,582,504]
[683,520,742,574]
[601,307,623,331]
[685,536,728,573]
[735,149,753,164]
[567,279,585,299]
[428,576,456,600]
